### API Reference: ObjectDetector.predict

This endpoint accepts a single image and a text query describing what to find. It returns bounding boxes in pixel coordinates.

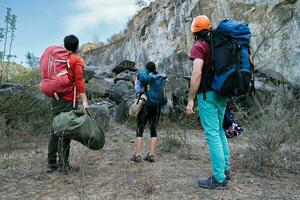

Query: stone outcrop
[83,0,300,88]
[79,0,299,119]
[86,77,109,97]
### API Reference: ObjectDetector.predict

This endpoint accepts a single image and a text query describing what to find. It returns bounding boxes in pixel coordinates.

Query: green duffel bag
[53,110,105,150]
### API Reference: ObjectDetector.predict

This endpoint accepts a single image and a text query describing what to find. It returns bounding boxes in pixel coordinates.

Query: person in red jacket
[46,35,89,173]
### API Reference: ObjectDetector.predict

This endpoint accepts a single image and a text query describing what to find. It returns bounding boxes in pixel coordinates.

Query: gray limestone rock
[0,83,23,95]
[86,77,109,97]
[114,70,137,84]
[109,80,134,104]
[112,60,137,74]
[88,102,111,130]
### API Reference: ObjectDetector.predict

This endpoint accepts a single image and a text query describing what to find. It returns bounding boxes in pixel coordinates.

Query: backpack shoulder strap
[209,30,215,71]
[249,58,256,96]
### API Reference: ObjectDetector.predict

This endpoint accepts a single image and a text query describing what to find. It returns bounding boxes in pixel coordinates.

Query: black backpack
[203,19,255,98]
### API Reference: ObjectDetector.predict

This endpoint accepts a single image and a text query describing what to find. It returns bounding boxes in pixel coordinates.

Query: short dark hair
[194,29,210,41]
[64,35,79,53]
[145,62,156,72]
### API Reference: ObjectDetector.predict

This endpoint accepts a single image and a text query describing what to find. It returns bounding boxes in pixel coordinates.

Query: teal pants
[197,91,230,182]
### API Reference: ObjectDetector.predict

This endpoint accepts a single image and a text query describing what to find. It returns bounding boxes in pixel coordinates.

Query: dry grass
[232,92,300,175]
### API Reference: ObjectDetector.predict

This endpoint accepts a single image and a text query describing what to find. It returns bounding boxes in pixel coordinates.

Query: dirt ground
[0,121,299,200]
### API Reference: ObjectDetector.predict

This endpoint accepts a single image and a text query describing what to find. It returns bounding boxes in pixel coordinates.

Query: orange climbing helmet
[191,15,212,33]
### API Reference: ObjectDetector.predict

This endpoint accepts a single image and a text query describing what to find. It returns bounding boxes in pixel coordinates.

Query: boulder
[255,68,291,86]
[84,67,96,82]
[84,65,111,82]
[112,60,137,74]
[86,77,109,97]
[115,95,135,123]
[114,70,136,83]
[88,102,111,130]
[109,80,134,104]
[0,83,23,95]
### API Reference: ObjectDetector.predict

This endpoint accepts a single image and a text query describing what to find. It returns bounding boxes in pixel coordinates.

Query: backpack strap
[249,60,256,96]
[209,30,215,72]
[203,89,207,101]
[234,40,244,95]
[199,31,214,101]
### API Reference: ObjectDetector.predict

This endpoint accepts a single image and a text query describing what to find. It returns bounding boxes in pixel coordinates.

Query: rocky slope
[83,0,300,89]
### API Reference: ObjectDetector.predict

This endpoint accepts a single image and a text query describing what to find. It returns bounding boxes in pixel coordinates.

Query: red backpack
[39,46,74,98]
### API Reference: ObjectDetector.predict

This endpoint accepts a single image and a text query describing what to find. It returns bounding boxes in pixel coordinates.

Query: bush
[159,134,183,153]
[0,88,51,150]
[10,67,40,85]
[233,92,300,175]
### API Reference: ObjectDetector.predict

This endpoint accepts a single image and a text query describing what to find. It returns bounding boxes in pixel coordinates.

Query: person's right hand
[186,99,195,115]
[82,102,89,113]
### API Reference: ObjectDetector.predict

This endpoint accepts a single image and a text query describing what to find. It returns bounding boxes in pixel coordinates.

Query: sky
[0,0,139,65]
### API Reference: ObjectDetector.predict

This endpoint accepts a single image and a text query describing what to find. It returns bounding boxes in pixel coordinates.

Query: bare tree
[0,8,17,83]
[0,28,4,42]
[0,28,4,61]
[3,8,11,62]
[25,52,39,68]
[7,15,16,62]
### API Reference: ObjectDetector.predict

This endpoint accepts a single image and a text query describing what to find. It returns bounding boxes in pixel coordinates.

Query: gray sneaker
[197,176,228,190]
[225,170,231,180]
[46,163,58,173]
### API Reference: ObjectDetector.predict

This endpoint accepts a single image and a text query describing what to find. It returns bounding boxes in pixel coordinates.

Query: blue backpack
[208,19,255,97]
[146,74,168,107]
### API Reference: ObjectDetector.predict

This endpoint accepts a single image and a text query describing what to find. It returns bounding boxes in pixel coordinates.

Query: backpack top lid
[217,19,251,45]
[151,73,167,80]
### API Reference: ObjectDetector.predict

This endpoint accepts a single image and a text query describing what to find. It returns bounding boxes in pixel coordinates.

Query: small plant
[159,129,183,153]
[142,178,156,194]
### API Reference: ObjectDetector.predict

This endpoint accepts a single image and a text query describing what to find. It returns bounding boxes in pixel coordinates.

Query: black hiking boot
[46,163,58,173]
[225,170,231,180]
[197,176,228,190]
[58,163,80,174]
[143,153,155,163]
[130,154,142,163]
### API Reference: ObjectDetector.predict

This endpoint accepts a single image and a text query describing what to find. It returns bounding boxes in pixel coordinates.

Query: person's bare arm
[79,93,89,109]
[186,58,204,114]
[73,56,89,110]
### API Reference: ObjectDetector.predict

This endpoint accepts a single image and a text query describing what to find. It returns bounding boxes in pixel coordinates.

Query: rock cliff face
[83,0,300,88]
